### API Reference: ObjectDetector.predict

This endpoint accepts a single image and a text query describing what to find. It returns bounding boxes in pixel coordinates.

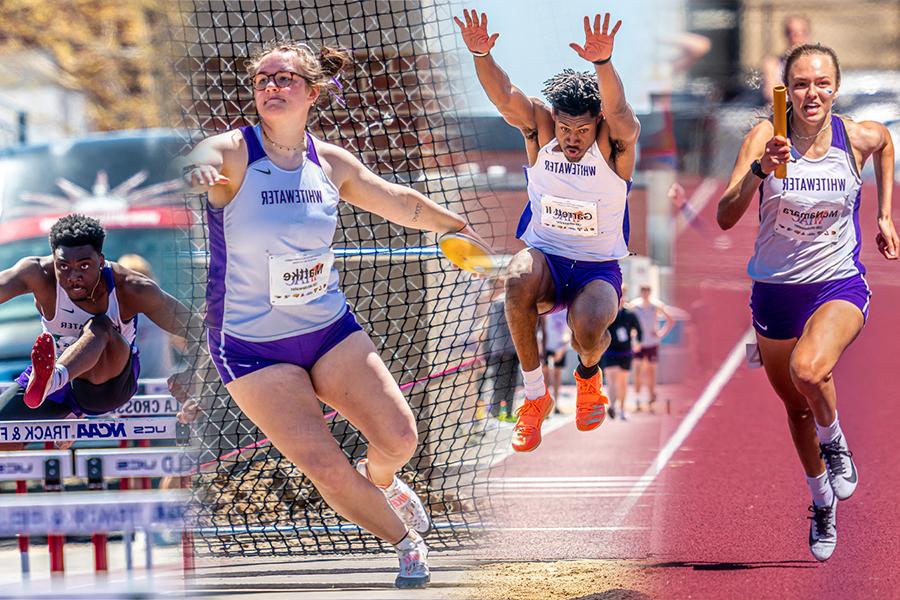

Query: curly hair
[49,214,105,253]
[541,69,602,117]
[244,39,352,101]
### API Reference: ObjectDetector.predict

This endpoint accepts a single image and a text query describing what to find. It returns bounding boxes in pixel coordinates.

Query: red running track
[649,178,900,599]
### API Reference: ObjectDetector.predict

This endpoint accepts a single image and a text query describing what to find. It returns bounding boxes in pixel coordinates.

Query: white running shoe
[394,530,430,589]
[808,495,837,562]
[820,435,858,501]
[355,459,431,535]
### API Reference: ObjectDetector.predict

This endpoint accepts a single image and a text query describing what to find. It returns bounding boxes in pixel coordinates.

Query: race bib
[540,195,598,237]
[774,195,845,243]
[268,249,334,306]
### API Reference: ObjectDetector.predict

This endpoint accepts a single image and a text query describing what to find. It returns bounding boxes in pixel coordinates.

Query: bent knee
[84,314,116,339]
[373,418,419,461]
[789,354,831,388]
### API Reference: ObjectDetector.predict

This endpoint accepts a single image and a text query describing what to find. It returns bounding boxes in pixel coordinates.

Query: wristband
[750,159,768,179]
[592,57,611,65]
[471,50,489,57]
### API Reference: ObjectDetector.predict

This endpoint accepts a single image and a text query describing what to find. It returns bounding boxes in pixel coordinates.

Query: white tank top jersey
[42,265,137,357]
[518,138,631,262]
[630,299,662,347]
[748,115,865,284]
[205,125,348,341]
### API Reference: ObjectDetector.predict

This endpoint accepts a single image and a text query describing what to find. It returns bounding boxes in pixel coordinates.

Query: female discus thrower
[717,44,898,561]
[183,41,479,589]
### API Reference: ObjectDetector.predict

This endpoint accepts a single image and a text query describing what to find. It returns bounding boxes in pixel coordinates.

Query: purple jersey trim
[240,125,266,164]
[306,132,322,166]
[205,205,227,329]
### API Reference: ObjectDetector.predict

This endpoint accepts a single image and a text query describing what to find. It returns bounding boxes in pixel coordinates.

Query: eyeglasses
[251,71,307,91]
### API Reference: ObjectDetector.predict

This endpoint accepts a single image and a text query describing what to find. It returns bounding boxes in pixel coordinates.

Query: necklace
[790,116,832,141]
[261,126,305,153]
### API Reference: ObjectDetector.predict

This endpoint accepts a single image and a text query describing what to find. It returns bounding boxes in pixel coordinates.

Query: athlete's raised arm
[0,257,41,305]
[453,9,544,133]
[717,120,786,230]
[570,14,640,147]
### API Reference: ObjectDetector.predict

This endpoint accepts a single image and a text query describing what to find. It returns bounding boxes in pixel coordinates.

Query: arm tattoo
[412,201,423,223]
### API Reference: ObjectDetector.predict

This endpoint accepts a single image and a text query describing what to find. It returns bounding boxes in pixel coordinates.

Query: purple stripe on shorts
[241,125,266,164]
[750,274,871,340]
[542,251,622,315]
[208,306,363,385]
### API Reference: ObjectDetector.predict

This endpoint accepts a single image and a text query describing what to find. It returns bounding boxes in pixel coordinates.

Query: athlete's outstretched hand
[453,9,499,55]
[184,164,230,191]
[876,217,899,260]
[570,13,622,63]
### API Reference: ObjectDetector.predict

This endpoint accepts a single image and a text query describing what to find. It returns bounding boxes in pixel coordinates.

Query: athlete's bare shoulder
[0,255,53,306]
[22,256,54,288]
[313,138,361,186]
[842,118,890,155]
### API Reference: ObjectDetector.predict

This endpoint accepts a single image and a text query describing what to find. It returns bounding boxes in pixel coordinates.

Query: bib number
[774,195,845,243]
[540,195,598,237]
[269,249,334,306]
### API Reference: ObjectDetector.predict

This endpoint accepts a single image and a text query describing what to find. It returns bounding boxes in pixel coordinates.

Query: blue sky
[450,0,683,114]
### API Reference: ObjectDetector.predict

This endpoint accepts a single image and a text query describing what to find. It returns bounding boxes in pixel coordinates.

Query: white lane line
[612,328,753,521]
[486,526,649,532]
[489,414,575,468]
[496,476,648,482]
[493,482,659,489]
[493,493,665,499]
[676,177,720,234]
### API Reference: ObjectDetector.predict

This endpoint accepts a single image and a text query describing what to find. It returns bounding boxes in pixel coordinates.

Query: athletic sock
[521,367,545,400]
[806,470,834,507]
[47,365,69,395]
[815,412,844,446]
[576,359,599,379]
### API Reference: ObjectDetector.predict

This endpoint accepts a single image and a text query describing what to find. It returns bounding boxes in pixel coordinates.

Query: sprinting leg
[311,330,430,534]
[790,300,864,501]
[504,248,555,374]
[569,280,618,431]
[504,249,557,452]
[226,363,408,544]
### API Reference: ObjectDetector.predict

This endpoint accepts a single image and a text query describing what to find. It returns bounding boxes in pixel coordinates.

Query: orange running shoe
[574,369,609,431]
[511,391,553,452]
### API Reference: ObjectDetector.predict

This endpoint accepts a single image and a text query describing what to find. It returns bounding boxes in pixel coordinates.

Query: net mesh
[174,0,513,556]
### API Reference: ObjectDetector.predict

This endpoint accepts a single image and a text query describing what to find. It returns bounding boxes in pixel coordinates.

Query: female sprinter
[717,43,898,561]
[184,41,479,588]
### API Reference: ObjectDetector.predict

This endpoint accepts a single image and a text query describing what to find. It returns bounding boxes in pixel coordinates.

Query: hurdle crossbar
[0,490,189,536]
[0,417,185,443]
[75,447,198,478]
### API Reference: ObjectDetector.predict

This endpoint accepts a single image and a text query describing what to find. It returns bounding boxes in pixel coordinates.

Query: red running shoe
[24,333,56,409]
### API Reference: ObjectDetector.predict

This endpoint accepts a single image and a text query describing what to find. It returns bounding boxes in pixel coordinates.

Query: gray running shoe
[808,496,837,562]
[394,530,430,589]
[820,435,858,501]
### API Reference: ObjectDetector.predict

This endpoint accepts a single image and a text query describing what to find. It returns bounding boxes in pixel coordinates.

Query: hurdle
[0,490,188,578]
[0,415,191,578]
[0,450,72,577]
